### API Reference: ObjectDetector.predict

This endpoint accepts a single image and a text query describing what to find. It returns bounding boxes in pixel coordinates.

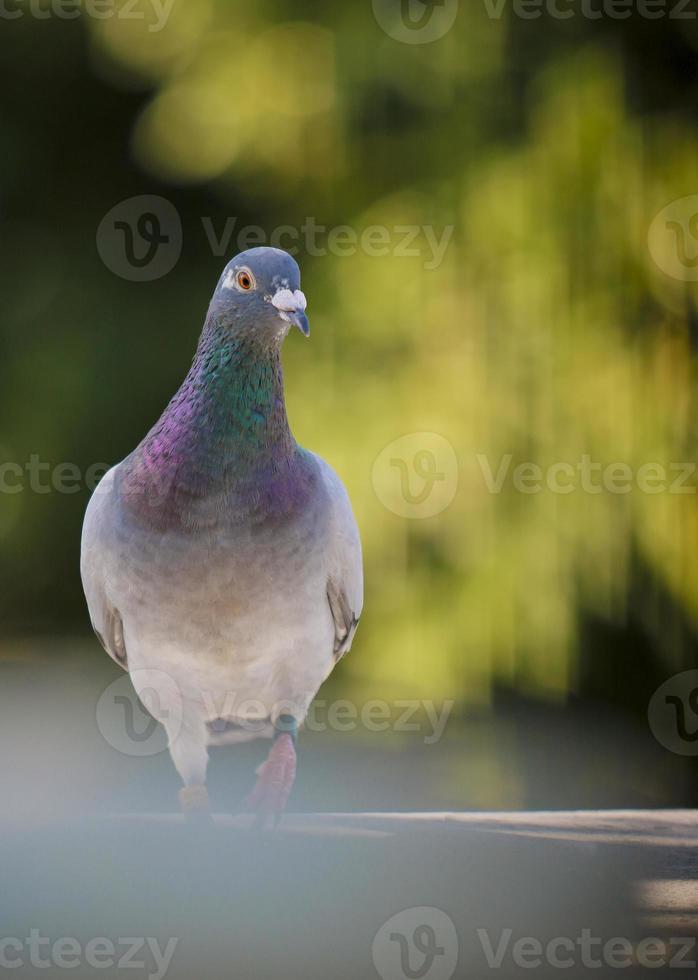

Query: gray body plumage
[81,248,362,792]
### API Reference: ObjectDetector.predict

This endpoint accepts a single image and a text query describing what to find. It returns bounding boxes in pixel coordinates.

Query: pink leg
[245,734,297,829]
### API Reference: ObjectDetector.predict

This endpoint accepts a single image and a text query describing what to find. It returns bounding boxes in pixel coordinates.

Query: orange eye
[237,270,254,291]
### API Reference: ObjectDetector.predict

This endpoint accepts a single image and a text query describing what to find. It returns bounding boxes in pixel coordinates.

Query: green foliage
[0,4,695,713]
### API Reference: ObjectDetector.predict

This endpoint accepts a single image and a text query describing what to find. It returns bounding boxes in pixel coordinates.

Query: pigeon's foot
[178,784,211,823]
[245,733,297,829]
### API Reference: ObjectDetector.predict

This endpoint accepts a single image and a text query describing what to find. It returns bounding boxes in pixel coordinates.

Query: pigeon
[81,247,363,824]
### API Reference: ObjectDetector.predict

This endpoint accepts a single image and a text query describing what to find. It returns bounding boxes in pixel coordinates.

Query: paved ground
[3,809,696,979]
[2,653,696,977]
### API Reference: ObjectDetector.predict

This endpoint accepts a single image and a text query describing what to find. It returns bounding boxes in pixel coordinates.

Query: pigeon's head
[209,247,309,341]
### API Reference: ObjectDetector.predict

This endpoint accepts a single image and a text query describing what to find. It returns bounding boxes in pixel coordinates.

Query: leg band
[274,714,298,743]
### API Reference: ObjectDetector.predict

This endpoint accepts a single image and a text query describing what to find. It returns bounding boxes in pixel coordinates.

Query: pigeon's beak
[270,289,310,337]
[287,309,310,338]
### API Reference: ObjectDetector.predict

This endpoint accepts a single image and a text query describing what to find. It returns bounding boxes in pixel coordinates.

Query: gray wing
[91,602,128,669]
[327,578,360,662]
[80,464,129,670]
[312,454,364,663]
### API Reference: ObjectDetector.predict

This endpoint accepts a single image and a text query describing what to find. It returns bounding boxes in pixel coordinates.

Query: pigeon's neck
[133,316,296,493]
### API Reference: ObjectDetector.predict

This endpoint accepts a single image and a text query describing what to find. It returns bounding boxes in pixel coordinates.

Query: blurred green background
[0,0,696,812]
